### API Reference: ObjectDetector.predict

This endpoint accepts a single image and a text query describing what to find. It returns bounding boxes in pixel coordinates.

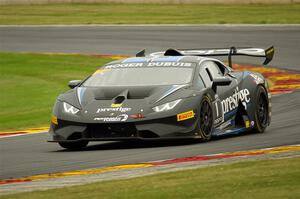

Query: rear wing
[138,46,275,68]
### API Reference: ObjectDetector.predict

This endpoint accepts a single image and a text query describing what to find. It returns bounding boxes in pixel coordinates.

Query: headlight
[153,99,182,112]
[63,102,80,114]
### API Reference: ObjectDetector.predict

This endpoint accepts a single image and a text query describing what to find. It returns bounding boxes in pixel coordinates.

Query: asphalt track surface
[0,25,300,180]
[0,25,299,70]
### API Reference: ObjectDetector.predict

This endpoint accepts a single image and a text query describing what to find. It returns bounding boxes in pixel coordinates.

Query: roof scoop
[136,49,146,57]
[164,48,183,56]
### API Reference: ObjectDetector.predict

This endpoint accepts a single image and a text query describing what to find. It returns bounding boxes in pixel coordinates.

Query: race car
[48,46,274,149]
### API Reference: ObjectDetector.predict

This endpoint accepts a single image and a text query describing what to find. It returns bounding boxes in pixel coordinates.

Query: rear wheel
[58,141,89,150]
[198,95,214,141]
[252,86,269,133]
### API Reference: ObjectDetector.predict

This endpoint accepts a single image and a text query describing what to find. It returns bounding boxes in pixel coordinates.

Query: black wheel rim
[258,94,268,126]
[200,100,213,136]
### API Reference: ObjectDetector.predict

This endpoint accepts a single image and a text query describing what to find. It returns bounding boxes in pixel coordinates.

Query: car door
[199,60,238,125]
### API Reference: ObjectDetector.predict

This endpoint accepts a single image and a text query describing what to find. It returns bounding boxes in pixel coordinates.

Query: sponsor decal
[147,62,192,67]
[111,103,122,108]
[245,120,250,128]
[177,110,195,122]
[94,114,128,122]
[221,87,250,114]
[96,107,131,113]
[105,63,143,68]
[250,73,263,84]
[105,62,192,69]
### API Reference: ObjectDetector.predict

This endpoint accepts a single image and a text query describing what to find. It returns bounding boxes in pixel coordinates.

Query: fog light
[51,115,58,125]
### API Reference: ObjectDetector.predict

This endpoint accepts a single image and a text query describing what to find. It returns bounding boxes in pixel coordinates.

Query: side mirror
[212,76,232,92]
[68,80,82,89]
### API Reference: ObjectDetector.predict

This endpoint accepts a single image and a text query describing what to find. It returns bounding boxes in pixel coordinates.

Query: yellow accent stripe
[110,55,129,59]
[111,103,122,108]
[223,145,300,156]
[0,127,49,135]
[93,69,109,75]
[51,116,58,125]
[13,164,153,182]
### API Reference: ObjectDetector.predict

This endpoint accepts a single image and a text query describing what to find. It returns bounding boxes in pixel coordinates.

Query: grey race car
[49,46,274,149]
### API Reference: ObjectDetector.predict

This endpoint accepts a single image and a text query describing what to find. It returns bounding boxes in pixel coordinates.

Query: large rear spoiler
[139,46,275,68]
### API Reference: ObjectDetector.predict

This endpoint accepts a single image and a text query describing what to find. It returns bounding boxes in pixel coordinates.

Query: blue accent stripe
[77,87,86,105]
[122,57,148,63]
[122,56,183,63]
[213,127,247,137]
[153,56,183,62]
[243,71,250,78]
[224,110,237,120]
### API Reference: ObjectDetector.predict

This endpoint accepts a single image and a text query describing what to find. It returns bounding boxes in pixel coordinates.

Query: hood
[57,84,196,122]
[77,84,189,107]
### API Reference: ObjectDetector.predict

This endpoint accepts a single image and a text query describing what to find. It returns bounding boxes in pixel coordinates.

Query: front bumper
[48,115,199,142]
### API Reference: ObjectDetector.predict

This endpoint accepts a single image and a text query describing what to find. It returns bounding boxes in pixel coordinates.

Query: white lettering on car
[221,87,251,114]
[105,62,192,69]
[250,74,263,85]
[105,63,143,68]
[94,114,128,122]
[96,107,131,113]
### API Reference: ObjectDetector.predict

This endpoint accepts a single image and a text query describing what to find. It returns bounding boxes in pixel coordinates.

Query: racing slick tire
[58,141,89,150]
[197,95,214,141]
[252,85,269,134]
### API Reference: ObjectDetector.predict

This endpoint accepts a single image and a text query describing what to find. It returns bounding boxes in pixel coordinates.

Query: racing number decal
[213,99,224,125]
[215,103,219,117]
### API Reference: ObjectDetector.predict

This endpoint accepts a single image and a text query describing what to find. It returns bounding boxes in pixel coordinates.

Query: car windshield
[82,67,194,87]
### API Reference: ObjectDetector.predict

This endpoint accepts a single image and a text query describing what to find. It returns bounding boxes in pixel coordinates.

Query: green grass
[0,4,299,25]
[2,157,300,199]
[0,52,113,131]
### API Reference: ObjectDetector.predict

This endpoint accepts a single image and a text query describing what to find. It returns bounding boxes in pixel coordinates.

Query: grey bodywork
[49,52,271,142]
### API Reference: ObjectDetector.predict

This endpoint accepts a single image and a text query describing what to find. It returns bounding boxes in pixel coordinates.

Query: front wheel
[197,95,214,141]
[252,85,269,133]
[58,140,89,150]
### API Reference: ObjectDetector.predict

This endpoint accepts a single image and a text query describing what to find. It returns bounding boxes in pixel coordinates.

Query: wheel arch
[238,72,269,123]
[246,83,270,126]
